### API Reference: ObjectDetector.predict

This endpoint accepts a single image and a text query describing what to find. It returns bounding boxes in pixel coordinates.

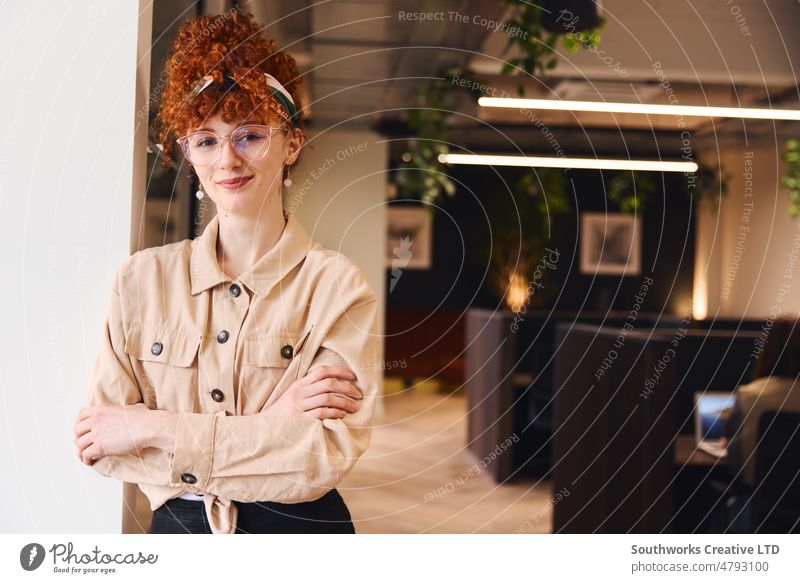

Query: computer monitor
[693,391,737,457]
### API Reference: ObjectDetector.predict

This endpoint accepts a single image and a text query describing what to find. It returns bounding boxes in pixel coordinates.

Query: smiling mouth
[216,176,253,189]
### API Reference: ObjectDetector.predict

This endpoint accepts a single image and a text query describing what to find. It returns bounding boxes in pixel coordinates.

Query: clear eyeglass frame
[176,124,289,167]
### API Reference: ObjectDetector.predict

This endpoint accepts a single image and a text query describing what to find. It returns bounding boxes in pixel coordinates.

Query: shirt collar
[190,212,313,297]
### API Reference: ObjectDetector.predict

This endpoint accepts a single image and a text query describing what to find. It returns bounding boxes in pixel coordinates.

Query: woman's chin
[212,192,269,217]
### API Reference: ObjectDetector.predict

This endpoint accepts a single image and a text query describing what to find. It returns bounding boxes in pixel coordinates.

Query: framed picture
[386,206,432,270]
[580,212,642,275]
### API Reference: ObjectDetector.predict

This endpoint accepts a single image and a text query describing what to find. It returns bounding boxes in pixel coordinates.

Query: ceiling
[153,0,800,156]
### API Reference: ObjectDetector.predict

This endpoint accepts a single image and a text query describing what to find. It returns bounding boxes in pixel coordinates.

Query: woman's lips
[216,176,253,190]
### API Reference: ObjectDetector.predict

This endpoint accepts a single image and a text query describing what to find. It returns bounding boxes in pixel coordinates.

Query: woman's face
[189,113,303,219]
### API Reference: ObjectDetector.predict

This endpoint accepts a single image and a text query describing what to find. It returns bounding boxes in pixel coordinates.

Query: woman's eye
[193,136,217,148]
[240,132,265,142]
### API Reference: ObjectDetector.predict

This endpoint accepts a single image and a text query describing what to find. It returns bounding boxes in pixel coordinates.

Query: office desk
[673,435,732,532]
[674,435,726,466]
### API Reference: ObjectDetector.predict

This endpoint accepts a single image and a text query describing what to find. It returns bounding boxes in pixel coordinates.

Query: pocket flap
[125,323,200,367]
[245,327,313,367]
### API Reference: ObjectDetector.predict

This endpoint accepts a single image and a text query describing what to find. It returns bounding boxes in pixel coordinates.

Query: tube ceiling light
[438,153,698,172]
[478,96,800,121]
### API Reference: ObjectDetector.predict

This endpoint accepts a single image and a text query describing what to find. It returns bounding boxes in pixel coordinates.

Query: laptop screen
[696,393,737,440]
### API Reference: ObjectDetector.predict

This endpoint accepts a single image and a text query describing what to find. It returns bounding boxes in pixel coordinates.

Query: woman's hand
[73,403,168,466]
[262,365,363,420]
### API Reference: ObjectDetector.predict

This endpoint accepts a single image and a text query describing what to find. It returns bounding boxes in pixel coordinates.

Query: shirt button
[210,388,225,403]
[180,472,197,484]
[229,283,241,298]
[150,342,163,356]
[217,330,229,344]
[281,344,294,359]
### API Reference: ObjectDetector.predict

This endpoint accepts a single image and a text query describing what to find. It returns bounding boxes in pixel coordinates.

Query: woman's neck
[215,208,287,280]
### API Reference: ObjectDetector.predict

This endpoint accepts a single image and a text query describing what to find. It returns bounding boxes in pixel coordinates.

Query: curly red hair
[154,9,304,168]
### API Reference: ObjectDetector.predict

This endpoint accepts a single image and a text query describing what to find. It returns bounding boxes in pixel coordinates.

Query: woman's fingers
[73,418,93,439]
[302,407,347,420]
[81,441,102,465]
[76,429,99,464]
[297,365,356,387]
[302,377,363,401]
[75,421,93,462]
[303,392,360,414]
[76,431,94,452]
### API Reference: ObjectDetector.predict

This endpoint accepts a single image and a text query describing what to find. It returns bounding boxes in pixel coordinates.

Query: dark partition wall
[464,309,517,483]
[551,323,678,533]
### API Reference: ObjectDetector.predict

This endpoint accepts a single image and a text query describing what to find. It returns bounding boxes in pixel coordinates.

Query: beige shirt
[85,211,380,534]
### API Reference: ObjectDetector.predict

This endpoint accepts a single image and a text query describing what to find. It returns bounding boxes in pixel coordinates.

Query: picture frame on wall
[579,212,642,275]
[386,206,432,270]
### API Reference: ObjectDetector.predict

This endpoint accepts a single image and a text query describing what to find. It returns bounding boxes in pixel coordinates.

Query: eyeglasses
[176,124,287,167]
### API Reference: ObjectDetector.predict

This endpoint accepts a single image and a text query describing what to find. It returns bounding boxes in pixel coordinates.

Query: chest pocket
[242,327,313,410]
[124,323,201,411]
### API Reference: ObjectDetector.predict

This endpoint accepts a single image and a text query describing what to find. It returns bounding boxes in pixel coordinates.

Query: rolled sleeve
[85,265,173,486]
[168,410,218,487]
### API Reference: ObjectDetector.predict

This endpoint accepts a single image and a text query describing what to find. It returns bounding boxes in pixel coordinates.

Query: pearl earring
[283,166,292,188]
[195,187,204,200]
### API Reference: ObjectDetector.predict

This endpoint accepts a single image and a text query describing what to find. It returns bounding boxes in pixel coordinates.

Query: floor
[338,389,554,533]
[130,389,555,533]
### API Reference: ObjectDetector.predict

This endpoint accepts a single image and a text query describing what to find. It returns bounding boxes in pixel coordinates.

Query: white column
[0,0,151,533]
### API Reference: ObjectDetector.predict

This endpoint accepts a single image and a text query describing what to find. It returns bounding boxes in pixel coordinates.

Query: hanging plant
[395,1,604,210]
[500,0,605,94]
[393,68,461,210]
[606,171,656,214]
[782,139,800,218]
[480,169,571,312]
[688,159,729,213]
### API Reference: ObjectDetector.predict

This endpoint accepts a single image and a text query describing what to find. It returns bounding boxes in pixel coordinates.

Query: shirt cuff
[168,411,219,488]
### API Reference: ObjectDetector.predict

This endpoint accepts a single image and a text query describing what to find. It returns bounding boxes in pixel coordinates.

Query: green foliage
[606,171,656,214]
[689,160,729,213]
[483,170,572,306]
[561,27,603,53]
[782,139,800,219]
[395,0,603,207]
[394,69,460,207]
[500,0,605,94]
[393,0,605,209]
[604,163,727,215]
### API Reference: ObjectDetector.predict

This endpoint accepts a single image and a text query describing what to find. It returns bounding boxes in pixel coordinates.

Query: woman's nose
[217,138,242,169]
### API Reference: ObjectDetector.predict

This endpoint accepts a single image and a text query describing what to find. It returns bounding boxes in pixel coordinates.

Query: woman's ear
[284,127,304,166]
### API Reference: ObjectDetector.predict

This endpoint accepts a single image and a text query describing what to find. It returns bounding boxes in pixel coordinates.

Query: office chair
[749,410,800,533]
[708,409,800,533]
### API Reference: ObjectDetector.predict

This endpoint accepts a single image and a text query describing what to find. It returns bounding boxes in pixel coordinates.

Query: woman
[72,10,379,534]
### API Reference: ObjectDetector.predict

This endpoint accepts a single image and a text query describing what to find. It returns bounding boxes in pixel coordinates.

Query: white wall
[695,143,800,319]
[0,2,150,532]
[290,129,388,404]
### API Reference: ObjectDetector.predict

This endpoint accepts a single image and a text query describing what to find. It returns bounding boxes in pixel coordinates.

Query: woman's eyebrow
[194,119,261,132]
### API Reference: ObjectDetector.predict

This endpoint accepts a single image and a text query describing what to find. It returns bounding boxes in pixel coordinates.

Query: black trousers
[148,489,356,534]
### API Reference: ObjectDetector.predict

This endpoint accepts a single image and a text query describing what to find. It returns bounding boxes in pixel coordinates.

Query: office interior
[14,0,798,534]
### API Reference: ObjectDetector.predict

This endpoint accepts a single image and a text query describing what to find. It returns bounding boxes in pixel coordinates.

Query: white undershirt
[178,492,204,501]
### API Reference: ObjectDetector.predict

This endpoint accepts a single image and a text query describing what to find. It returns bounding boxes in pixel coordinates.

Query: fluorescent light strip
[439,153,698,172]
[478,96,800,121]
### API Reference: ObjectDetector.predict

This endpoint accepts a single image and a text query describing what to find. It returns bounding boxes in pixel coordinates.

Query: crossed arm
[75,272,379,502]
[73,363,363,466]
